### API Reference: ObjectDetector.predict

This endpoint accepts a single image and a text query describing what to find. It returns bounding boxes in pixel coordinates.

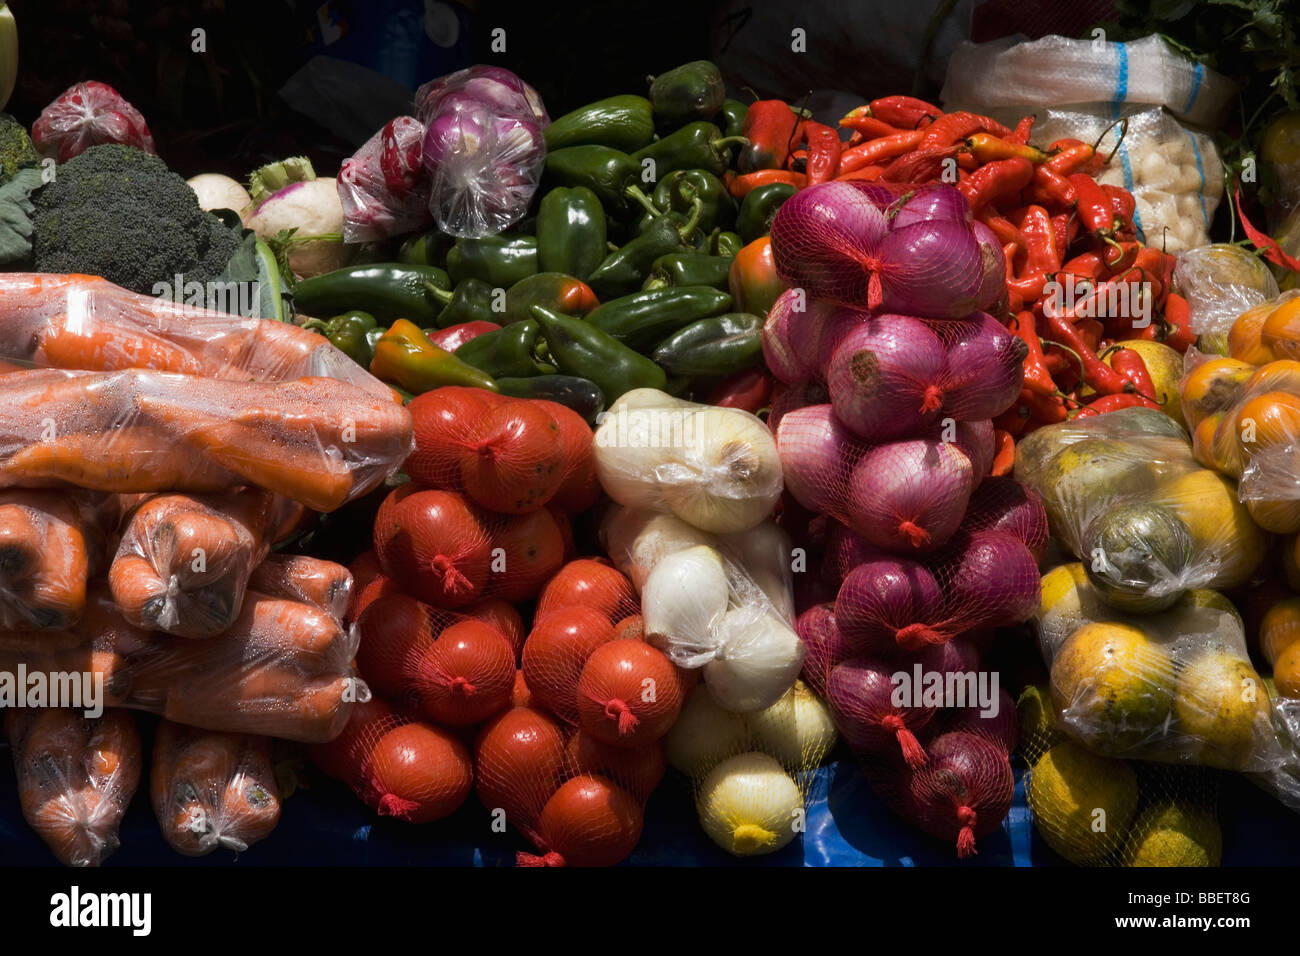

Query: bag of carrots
[0,369,413,512]
[0,591,363,742]
[249,553,354,621]
[5,708,142,867]
[150,721,281,856]
[0,273,393,398]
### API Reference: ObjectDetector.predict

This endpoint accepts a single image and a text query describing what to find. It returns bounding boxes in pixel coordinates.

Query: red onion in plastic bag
[796,603,850,698]
[890,185,972,231]
[32,81,155,162]
[767,381,829,432]
[339,116,433,243]
[970,221,1008,311]
[821,520,884,586]
[416,65,548,127]
[932,529,1040,631]
[774,404,863,515]
[943,687,1018,754]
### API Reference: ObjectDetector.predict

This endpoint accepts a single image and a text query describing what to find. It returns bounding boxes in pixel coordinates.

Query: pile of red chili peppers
[726,93,1194,438]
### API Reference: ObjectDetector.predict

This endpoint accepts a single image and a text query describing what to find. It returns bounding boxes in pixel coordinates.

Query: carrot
[38,320,208,375]
[6,708,142,867]
[249,553,354,620]
[0,490,111,630]
[150,721,281,856]
[2,427,241,492]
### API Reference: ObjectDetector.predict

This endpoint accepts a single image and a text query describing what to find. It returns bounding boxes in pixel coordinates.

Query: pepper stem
[428,285,454,305]
[676,185,704,243]
[624,184,663,219]
[711,135,750,154]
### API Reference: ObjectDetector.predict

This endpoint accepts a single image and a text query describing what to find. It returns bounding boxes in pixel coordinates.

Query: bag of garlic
[592,389,783,534]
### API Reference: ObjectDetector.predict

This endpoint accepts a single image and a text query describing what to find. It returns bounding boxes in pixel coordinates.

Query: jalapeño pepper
[494,375,606,424]
[651,312,764,376]
[652,169,736,233]
[530,305,666,402]
[430,278,500,327]
[455,319,555,378]
[370,319,499,394]
[544,95,656,153]
[643,253,734,291]
[536,186,607,281]
[586,189,703,299]
[719,99,748,138]
[292,263,450,326]
[502,272,600,325]
[713,231,744,258]
[736,182,796,244]
[302,310,378,366]
[633,122,747,178]
[544,145,656,215]
[586,285,734,350]
[445,236,538,288]
[398,229,454,266]
[648,60,726,130]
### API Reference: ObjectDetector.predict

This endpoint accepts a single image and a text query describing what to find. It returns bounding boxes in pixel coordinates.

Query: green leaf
[0,167,42,266]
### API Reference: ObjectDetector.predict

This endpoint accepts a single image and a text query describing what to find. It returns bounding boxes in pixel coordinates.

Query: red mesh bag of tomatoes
[404,388,599,517]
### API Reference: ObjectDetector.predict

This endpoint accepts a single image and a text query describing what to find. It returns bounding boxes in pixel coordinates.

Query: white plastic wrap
[1173,245,1280,343]
[940,34,1236,129]
[338,116,433,243]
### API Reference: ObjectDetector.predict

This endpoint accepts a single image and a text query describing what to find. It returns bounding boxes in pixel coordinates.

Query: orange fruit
[1234,391,1300,456]
[1260,297,1300,360]
[1230,301,1279,365]
[1261,597,1300,666]
[1274,642,1300,699]
[1247,494,1300,534]
[1181,357,1255,431]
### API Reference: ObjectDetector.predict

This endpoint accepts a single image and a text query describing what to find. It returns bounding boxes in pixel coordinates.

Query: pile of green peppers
[290,60,795,422]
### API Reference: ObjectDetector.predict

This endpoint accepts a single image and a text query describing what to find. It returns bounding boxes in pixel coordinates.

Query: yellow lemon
[1159,468,1265,589]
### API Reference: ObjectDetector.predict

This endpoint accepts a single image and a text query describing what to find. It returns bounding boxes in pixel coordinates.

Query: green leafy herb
[0,166,43,265]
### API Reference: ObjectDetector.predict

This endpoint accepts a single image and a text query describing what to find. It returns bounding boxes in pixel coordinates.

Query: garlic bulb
[664,684,750,777]
[703,609,805,713]
[697,752,803,857]
[746,680,838,771]
[642,545,729,666]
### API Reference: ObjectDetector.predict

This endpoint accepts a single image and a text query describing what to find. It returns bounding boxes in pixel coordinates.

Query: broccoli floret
[0,112,39,184]
[30,144,240,295]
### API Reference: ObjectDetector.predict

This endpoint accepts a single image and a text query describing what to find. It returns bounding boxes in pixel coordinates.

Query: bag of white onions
[592,389,783,535]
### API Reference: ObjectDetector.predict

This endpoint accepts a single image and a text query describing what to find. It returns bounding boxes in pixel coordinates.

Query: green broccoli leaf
[0,166,43,266]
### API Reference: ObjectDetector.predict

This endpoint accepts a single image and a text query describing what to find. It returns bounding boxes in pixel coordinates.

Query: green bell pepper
[544,95,656,153]
[302,310,378,366]
[536,187,607,281]
[586,189,702,299]
[455,319,555,379]
[544,145,656,216]
[632,122,746,178]
[642,253,734,292]
[652,168,736,233]
[651,312,764,377]
[719,98,748,138]
[585,285,734,350]
[292,264,450,327]
[431,278,500,327]
[648,60,726,131]
[502,272,599,325]
[445,236,539,287]
[530,305,666,403]
[736,182,797,244]
[713,231,744,258]
[398,229,454,267]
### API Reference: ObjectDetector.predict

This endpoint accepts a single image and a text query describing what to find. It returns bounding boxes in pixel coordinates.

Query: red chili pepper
[979,210,1028,250]
[966,133,1049,164]
[1007,116,1034,146]
[1021,388,1070,424]
[1014,205,1061,277]
[1235,183,1300,273]
[1042,302,1132,397]
[1046,140,1102,176]
[1103,240,1140,274]
[1069,173,1117,238]
[833,165,885,182]
[868,96,941,129]
[991,429,1016,476]
[958,157,1035,213]
[728,169,807,198]
[1108,346,1160,402]
[1073,392,1160,417]
[1011,310,1056,396]
[796,120,841,185]
[1102,184,1136,231]
[920,111,1012,149]
[838,130,924,172]
[1060,250,1107,282]
[706,367,773,413]
[879,144,963,183]
[837,109,902,140]
[1028,165,1075,209]
[994,404,1032,437]
[1161,292,1196,353]
[739,100,802,173]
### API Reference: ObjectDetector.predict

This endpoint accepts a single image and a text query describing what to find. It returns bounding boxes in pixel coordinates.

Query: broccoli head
[31,144,239,295]
[0,112,39,184]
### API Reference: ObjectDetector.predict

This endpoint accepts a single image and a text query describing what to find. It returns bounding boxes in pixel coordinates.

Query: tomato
[475,706,567,834]
[308,697,393,782]
[565,730,666,802]
[463,598,526,660]
[418,619,515,726]
[347,550,402,623]
[484,508,566,603]
[406,387,498,490]
[457,402,567,514]
[535,774,643,867]
[534,400,601,515]
[364,721,473,823]
[536,559,639,624]
[549,505,576,560]
[374,487,492,609]
[354,594,432,703]
[576,641,683,748]
[613,614,644,641]
[521,606,615,723]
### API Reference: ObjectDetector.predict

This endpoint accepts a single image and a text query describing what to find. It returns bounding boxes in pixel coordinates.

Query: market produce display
[4,8,1300,871]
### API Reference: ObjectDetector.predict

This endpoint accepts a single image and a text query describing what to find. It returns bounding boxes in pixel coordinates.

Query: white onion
[745,679,838,771]
[704,609,805,713]
[664,684,751,777]
[642,546,729,665]
[697,752,803,857]
[600,505,719,593]
[720,521,795,621]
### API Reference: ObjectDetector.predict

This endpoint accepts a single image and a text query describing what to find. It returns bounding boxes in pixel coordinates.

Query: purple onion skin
[876,221,984,319]
[821,520,886,586]
[934,530,1040,630]
[901,731,1014,853]
[846,439,974,554]
[416,65,548,125]
[963,477,1049,562]
[970,221,1008,311]
[828,314,948,442]
[937,313,1026,420]
[768,381,830,432]
[763,295,809,385]
[797,603,851,697]
[944,687,1018,754]
[776,405,863,516]
[826,657,937,756]
[770,183,890,302]
[913,634,981,678]
[953,419,995,486]
[836,558,947,656]
[890,185,972,231]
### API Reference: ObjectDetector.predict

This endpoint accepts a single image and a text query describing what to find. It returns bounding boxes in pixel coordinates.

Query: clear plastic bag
[940,34,1236,129]
[592,389,783,535]
[415,66,548,238]
[5,708,142,867]
[150,721,281,857]
[0,368,413,513]
[338,116,433,243]
[1015,405,1265,607]
[1173,245,1279,348]
[108,489,293,638]
[0,489,113,630]
[1035,562,1283,772]
[31,81,156,163]
[0,272,394,399]
[248,553,353,621]
[0,591,363,742]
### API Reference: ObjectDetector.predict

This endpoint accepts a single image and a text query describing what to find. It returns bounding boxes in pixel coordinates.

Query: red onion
[952,419,995,486]
[890,185,972,231]
[971,221,1008,311]
[416,65,548,126]
[762,293,808,385]
[794,573,837,618]
[827,314,948,441]
[897,730,1014,858]
[873,220,984,317]
[943,687,1018,754]
[796,603,851,697]
[963,477,1049,562]
[935,313,1026,420]
[826,656,935,766]
[932,530,1040,631]
[914,633,981,676]
[821,520,885,586]
[768,381,830,432]
[846,439,974,553]
[836,558,947,654]
[770,182,890,303]
[775,405,864,515]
